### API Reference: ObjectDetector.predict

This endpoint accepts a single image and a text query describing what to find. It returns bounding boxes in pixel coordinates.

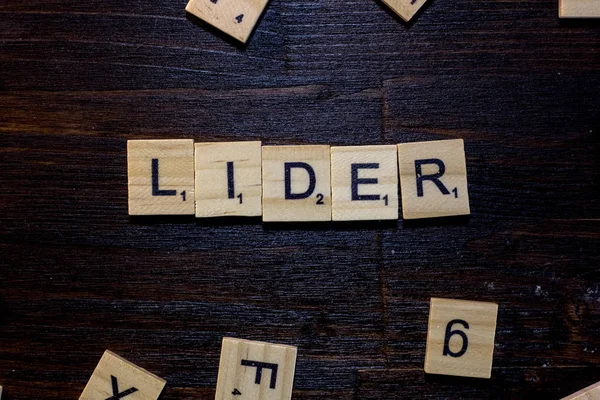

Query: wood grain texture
[0,0,598,398]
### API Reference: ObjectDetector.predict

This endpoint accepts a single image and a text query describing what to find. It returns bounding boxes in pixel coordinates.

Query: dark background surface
[0,0,599,398]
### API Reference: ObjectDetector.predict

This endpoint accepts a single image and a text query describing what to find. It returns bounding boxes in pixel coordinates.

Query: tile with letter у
[398,139,470,220]
[562,381,600,400]
[195,141,262,218]
[559,0,600,18]
[424,298,498,379]
[127,139,195,216]
[330,145,399,221]
[185,0,270,43]
[79,350,166,400]
[262,145,331,222]
[215,337,297,400]
[381,0,430,22]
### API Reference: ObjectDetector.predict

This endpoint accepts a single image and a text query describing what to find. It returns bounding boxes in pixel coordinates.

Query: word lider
[127,139,471,222]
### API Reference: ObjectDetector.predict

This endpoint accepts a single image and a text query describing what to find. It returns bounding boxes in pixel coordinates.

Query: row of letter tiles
[76,300,599,399]
[127,139,470,221]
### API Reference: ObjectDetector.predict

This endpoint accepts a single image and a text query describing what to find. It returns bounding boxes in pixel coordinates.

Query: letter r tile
[79,350,166,400]
[127,139,195,216]
[397,139,470,220]
[331,145,398,221]
[215,337,297,400]
[262,145,331,222]
[425,298,498,379]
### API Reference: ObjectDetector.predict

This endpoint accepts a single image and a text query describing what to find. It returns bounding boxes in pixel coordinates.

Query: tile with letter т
[127,139,195,216]
[381,0,430,22]
[195,141,262,218]
[562,381,600,400]
[398,139,470,220]
[79,350,166,400]
[559,0,600,18]
[262,145,331,222]
[330,145,398,221]
[424,298,498,379]
[185,0,270,43]
[215,337,297,400]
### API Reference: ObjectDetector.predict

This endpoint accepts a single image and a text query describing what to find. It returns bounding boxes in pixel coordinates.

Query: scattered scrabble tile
[330,145,399,221]
[262,145,332,222]
[398,139,470,220]
[559,0,600,18]
[424,298,498,379]
[0,385,2,398]
[215,337,297,400]
[185,0,270,43]
[127,139,195,216]
[195,141,262,218]
[381,0,430,22]
[79,350,166,400]
[562,380,600,400]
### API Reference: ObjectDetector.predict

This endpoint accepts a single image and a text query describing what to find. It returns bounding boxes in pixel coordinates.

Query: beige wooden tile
[560,0,600,18]
[424,298,498,379]
[127,139,195,216]
[262,145,331,222]
[185,0,270,43]
[79,350,166,400]
[0,385,2,398]
[562,381,600,400]
[330,145,398,221]
[398,139,470,220]
[195,141,262,218]
[381,0,430,22]
[215,337,297,400]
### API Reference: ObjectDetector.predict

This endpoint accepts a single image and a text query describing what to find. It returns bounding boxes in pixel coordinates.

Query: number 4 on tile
[235,14,244,23]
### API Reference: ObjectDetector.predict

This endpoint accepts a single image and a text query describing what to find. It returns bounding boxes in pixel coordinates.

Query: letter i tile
[424,298,498,379]
[215,337,297,400]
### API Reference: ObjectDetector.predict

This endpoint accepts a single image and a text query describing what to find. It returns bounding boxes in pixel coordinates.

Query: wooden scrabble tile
[381,0,430,22]
[262,145,331,222]
[398,139,470,220]
[195,141,262,218]
[424,298,498,379]
[559,0,600,18]
[185,0,270,43]
[562,381,600,400]
[79,350,166,400]
[330,145,398,221]
[127,139,195,216]
[215,337,297,400]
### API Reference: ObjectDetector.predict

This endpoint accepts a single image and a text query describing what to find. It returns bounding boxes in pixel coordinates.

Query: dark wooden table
[1,0,599,398]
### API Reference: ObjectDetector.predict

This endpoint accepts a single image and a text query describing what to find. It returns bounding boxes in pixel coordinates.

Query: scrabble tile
[381,0,430,22]
[559,0,600,18]
[330,145,399,221]
[185,0,270,43]
[262,145,331,222]
[195,141,262,218]
[127,139,195,216]
[562,381,600,400]
[424,298,498,379]
[79,350,166,400]
[215,337,297,400]
[398,139,470,220]
[0,385,2,398]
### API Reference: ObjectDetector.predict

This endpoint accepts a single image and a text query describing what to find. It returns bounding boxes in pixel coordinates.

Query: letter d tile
[424,298,498,379]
